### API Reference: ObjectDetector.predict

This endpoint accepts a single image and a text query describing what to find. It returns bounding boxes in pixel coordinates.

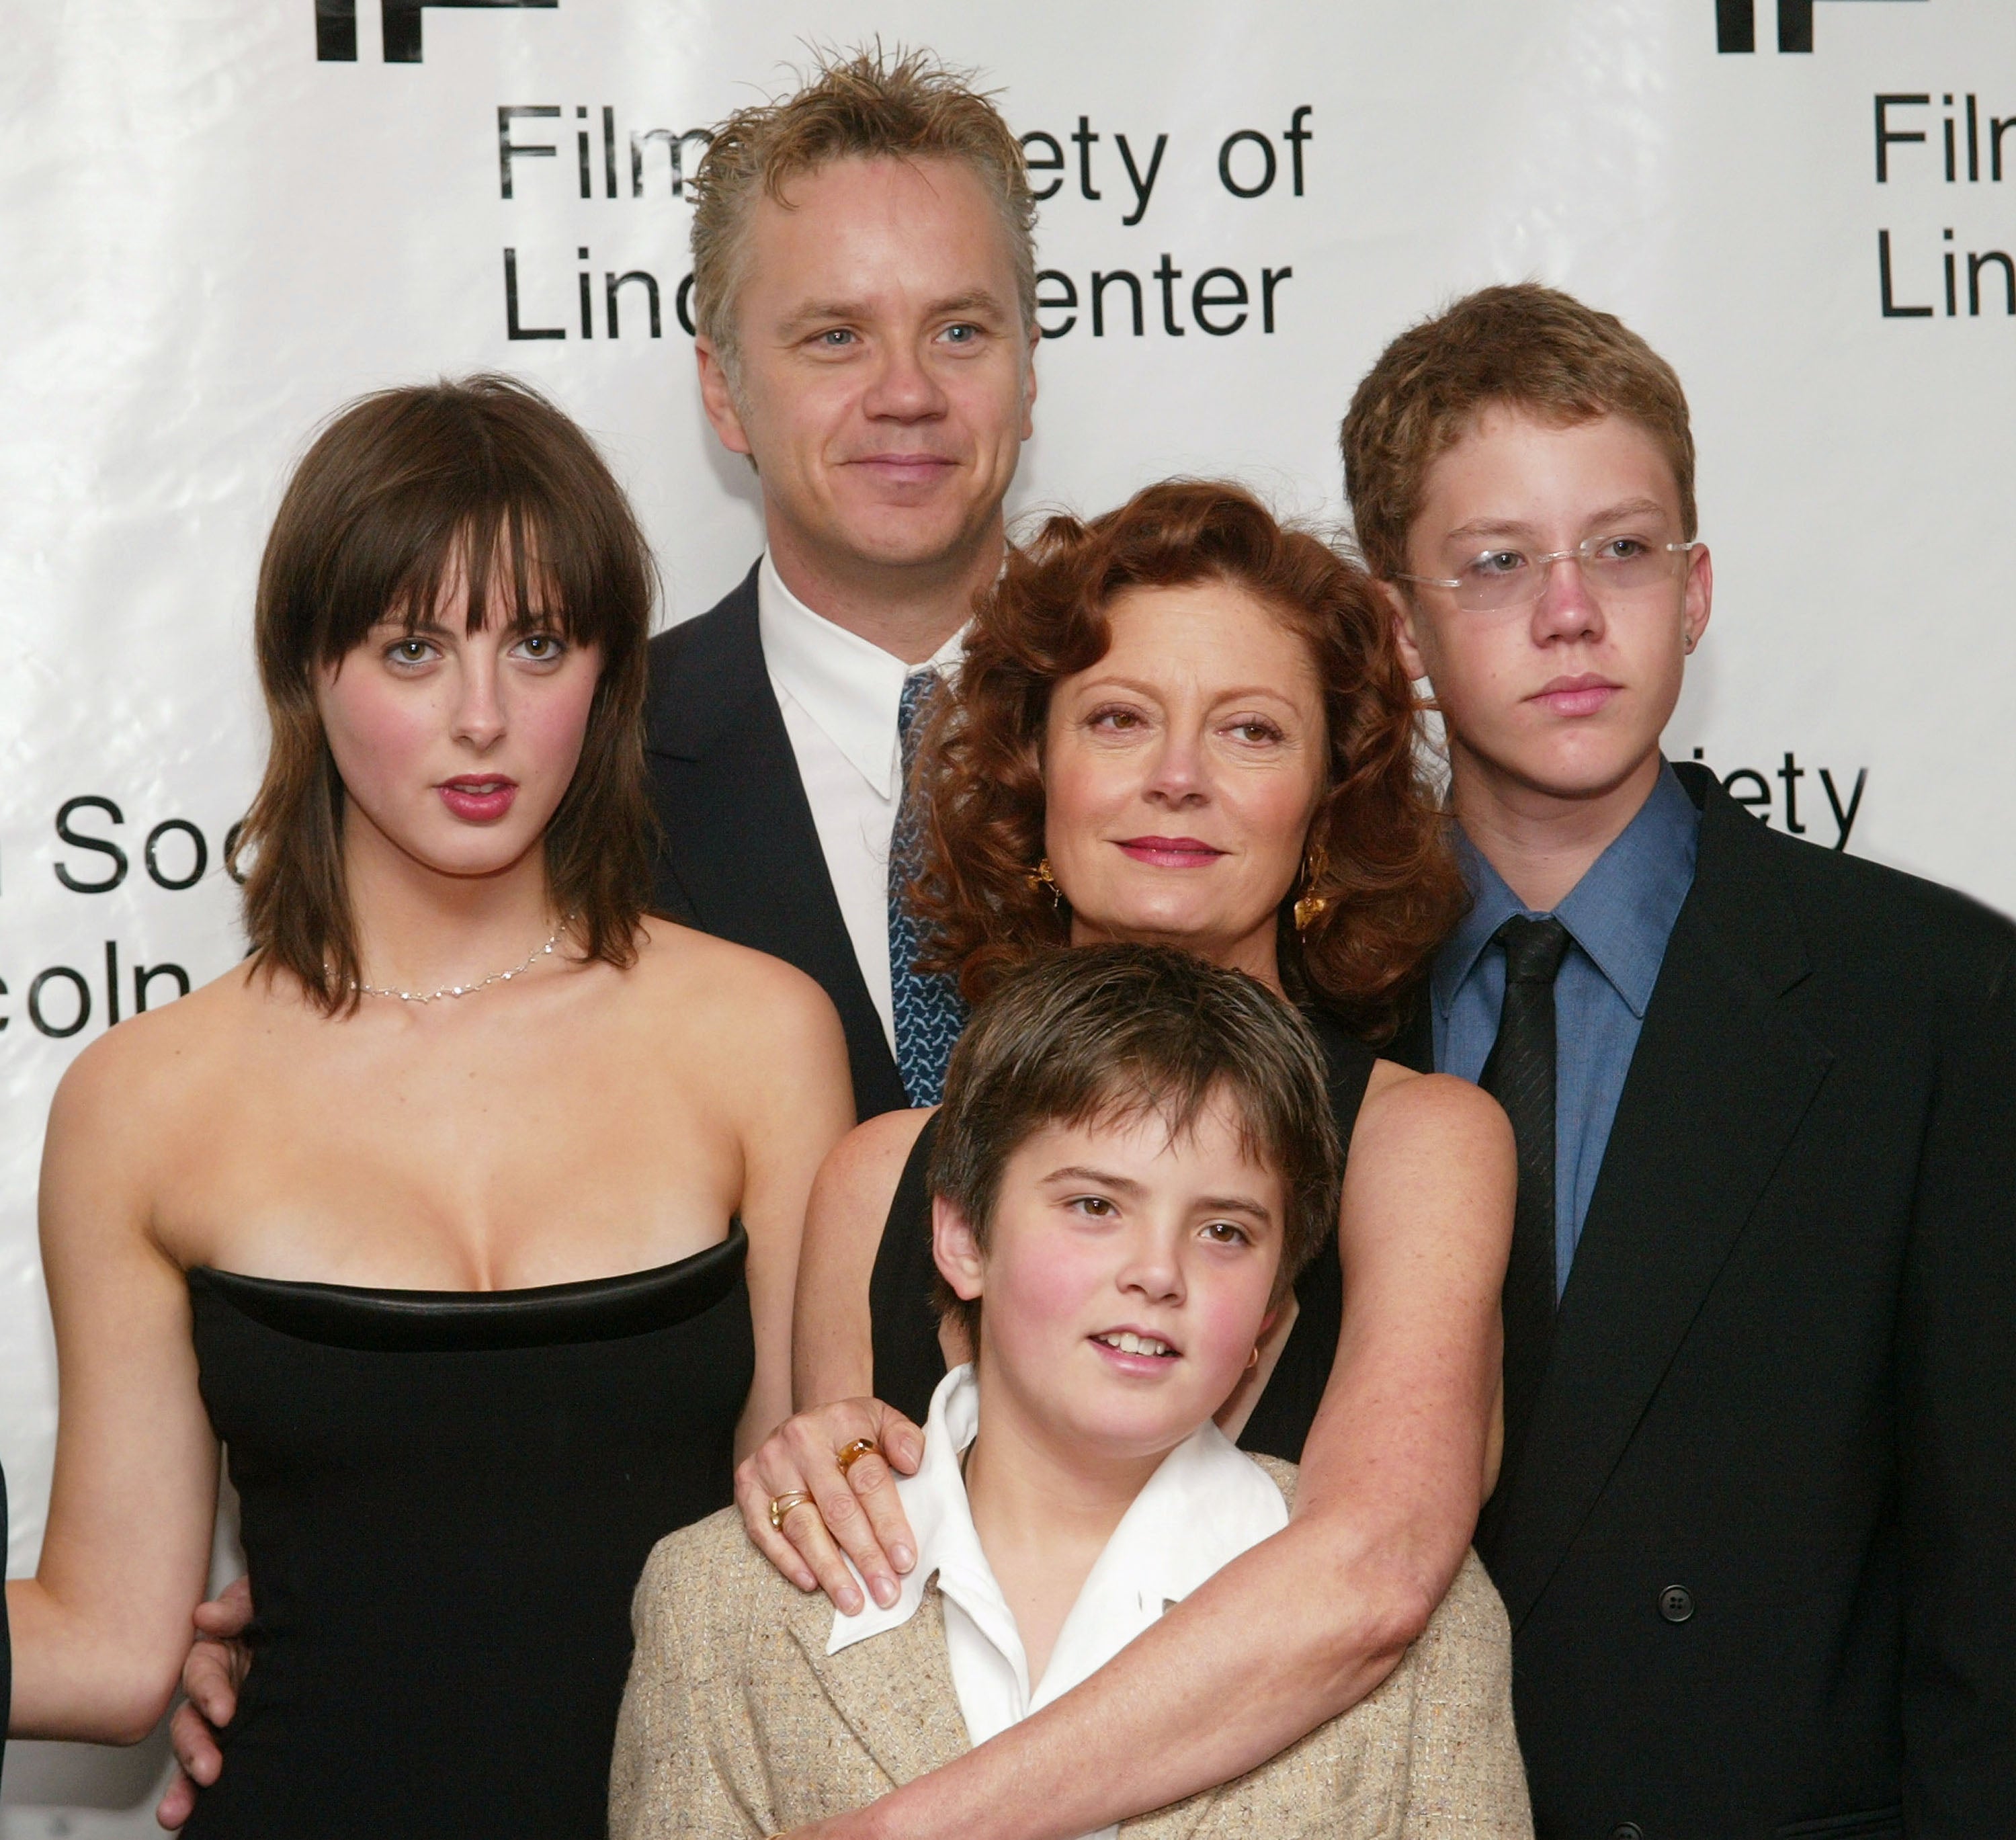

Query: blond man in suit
[613,948,1530,1839]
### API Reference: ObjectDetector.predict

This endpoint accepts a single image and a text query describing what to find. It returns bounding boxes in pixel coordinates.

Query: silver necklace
[348,915,573,1005]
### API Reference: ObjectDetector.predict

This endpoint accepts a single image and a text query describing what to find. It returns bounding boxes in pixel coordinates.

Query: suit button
[1611,1827,1645,1840]
[1658,1585,1695,1623]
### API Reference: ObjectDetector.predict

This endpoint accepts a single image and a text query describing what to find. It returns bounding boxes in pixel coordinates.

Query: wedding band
[767,1490,814,1532]
[835,1437,880,1478]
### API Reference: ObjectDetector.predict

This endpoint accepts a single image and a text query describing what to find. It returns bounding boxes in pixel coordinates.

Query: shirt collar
[827,1364,1288,1685]
[756,552,964,800]
[1434,759,1702,1021]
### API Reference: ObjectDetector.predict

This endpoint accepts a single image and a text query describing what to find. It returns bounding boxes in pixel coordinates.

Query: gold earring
[1028,857,1062,910]
[1245,1345,1261,1374]
[1293,845,1329,933]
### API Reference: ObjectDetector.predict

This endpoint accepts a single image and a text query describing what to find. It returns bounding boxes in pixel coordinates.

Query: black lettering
[28,966,90,1039]
[1115,133,1167,226]
[1970,249,2016,315]
[317,0,359,60]
[1020,131,1064,203]
[1879,231,1933,317]
[1152,253,1185,335]
[1191,268,1248,335]
[1261,266,1293,333]
[605,270,661,339]
[1035,269,1079,339]
[503,249,565,340]
[603,105,618,199]
[630,126,711,198]
[0,972,8,1033]
[1946,232,1958,317]
[1994,114,2016,183]
[1820,767,1867,851]
[134,962,192,1012]
[577,247,593,339]
[1776,752,1806,835]
[1945,109,1958,184]
[1091,270,1142,337]
[1722,767,1771,817]
[675,273,697,337]
[1285,107,1313,195]
[1218,130,1277,198]
[144,819,208,890]
[577,111,591,200]
[1969,94,1981,183]
[1072,116,1101,201]
[1875,94,1929,183]
[55,796,127,892]
[223,819,249,886]
[498,105,559,199]
[105,940,120,1028]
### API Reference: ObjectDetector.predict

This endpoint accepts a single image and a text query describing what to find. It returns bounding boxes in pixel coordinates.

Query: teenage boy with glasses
[1351,282,2016,1838]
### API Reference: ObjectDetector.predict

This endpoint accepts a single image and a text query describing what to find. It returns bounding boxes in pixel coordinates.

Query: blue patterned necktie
[888,671,969,1107]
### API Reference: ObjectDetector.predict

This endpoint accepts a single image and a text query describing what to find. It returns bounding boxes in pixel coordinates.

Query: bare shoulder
[626,917,847,1081]
[818,1108,934,1204]
[46,961,266,1158]
[1355,1059,1512,1161]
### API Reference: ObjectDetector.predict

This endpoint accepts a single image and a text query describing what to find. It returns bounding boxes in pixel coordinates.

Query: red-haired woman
[738,480,1515,1838]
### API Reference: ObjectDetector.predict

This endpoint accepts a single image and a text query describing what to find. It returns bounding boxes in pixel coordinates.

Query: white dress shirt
[757,554,964,1055]
[828,1367,1290,1840]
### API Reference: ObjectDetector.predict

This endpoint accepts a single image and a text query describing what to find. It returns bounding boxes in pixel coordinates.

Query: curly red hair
[911,479,1464,1040]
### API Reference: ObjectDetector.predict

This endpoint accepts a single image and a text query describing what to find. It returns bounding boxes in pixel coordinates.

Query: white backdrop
[5,0,2013,1826]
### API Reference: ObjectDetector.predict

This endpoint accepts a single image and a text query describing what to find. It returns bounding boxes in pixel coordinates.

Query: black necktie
[1478,915,1571,1521]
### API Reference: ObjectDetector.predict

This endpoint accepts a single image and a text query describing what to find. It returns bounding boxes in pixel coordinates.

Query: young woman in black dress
[744,484,1515,1639]
[4,378,853,1838]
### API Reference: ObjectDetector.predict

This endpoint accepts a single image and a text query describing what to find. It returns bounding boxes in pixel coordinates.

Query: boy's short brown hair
[929,944,1343,1344]
[1341,282,1697,581]
[688,44,1038,376]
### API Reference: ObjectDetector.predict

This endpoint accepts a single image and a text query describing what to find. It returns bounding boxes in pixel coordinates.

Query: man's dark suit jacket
[1397,761,2016,1839]
[642,566,907,1122]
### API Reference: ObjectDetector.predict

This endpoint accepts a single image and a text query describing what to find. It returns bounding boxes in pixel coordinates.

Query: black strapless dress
[868,1011,1378,1462]
[182,1227,752,1839]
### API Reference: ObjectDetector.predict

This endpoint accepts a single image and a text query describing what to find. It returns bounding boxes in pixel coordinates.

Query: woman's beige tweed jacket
[610,1457,1534,1839]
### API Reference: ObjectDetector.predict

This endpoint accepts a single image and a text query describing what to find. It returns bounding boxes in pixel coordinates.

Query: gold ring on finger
[767,1489,815,1532]
[835,1437,880,1478]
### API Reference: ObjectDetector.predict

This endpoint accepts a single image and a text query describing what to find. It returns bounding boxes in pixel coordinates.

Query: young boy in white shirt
[611,945,1531,1838]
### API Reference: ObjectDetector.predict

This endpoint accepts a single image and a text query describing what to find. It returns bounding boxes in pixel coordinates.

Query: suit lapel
[1484,773,1834,1628]
[784,1581,971,1788]
[644,568,908,1119]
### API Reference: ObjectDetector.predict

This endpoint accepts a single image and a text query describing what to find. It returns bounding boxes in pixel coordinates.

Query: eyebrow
[1042,1165,1146,1198]
[1068,673,1305,708]
[1443,497,1675,544]
[1193,1194,1275,1226]
[775,288,1013,338]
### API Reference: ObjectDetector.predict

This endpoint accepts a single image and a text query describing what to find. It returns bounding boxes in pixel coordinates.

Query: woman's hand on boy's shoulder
[735,1398,924,1618]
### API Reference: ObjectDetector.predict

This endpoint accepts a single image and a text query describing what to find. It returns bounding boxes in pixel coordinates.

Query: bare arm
[724,962,857,1464]
[7,1038,222,1743]
[786,1066,1514,1840]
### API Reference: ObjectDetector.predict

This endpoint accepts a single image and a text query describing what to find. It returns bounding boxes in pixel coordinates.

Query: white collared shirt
[828,1367,1290,1840]
[756,553,964,1054]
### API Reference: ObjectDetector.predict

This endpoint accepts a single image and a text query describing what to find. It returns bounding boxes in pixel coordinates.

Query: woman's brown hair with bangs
[230,374,657,1012]
[911,479,1465,1040]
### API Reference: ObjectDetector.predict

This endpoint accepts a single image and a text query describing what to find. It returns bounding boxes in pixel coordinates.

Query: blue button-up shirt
[1432,761,1701,1293]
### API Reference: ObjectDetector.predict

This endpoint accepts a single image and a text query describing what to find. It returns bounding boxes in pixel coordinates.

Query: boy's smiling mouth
[1091,1330,1179,1359]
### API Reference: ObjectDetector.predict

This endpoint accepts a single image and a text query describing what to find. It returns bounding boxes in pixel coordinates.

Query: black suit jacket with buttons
[1395,762,2016,1840]
[642,566,907,1122]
